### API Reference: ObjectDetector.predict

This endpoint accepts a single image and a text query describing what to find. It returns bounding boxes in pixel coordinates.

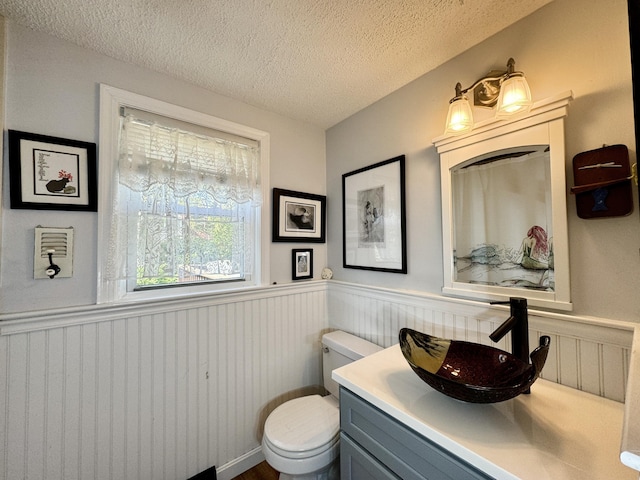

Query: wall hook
[45,249,61,279]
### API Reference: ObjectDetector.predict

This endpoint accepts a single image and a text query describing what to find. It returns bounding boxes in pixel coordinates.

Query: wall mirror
[434,91,573,311]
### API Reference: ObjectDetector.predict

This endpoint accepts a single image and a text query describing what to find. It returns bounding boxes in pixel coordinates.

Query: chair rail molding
[0,281,327,335]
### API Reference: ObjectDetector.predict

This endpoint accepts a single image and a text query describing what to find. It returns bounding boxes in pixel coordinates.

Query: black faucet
[489,297,531,393]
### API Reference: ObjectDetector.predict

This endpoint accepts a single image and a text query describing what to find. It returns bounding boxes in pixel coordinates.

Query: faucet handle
[491,298,529,316]
[490,297,528,306]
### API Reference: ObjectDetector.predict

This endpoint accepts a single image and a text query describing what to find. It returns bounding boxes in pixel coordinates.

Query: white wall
[0,22,327,314]
[326,0,639,323]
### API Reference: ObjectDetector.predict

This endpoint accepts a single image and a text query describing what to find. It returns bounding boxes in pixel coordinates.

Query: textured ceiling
[0,0,551,128]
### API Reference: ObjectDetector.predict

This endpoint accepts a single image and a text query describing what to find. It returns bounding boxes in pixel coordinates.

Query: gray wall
[326,0,640,322]
[2,0,639,322]
[0,22,327,314]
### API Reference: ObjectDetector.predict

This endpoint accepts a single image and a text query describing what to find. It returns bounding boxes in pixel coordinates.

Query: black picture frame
[292,248,313,280]
[8,130,98,211]
[272,188,326,243]
[342,155,407,273]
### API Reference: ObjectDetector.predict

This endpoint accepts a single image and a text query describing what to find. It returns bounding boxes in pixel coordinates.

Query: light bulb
[445,96,473,135]
[496,75,532,118]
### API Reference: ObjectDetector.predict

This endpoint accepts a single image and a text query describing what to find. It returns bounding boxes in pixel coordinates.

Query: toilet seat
[263,395,339,460]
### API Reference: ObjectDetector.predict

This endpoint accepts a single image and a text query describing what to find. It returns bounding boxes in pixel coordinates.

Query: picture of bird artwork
[8,129,97,211]
[33,149,80,198]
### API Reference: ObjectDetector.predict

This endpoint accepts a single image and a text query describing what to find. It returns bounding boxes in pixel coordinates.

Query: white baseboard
[216,447,266,480]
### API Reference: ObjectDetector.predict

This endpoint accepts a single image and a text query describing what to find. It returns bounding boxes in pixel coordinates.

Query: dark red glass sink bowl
[399,328,550,404]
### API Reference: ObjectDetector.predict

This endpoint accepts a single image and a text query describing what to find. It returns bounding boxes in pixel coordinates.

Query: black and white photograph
[291,248,313,280]
[286,201,316,231]
[342,155,407,273]
[358,186,385,246]
[273,188,326,242]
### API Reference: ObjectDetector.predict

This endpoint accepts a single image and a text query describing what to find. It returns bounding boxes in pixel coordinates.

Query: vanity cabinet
[334,344,636,479]
[339,387,492,480]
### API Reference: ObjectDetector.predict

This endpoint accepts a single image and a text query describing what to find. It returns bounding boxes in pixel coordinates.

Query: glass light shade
[495,75,532,118]
[445,96,473,135]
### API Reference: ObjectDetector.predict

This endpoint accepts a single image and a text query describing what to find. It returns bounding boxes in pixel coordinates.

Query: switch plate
[34,226,74,279]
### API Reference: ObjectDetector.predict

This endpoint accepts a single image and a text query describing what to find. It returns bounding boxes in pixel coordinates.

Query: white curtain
[118,114,261,203]
[452,147,552,284]
[105,112,260,295]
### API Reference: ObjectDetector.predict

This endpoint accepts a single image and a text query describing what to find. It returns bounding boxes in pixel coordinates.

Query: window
[98,85,270,303]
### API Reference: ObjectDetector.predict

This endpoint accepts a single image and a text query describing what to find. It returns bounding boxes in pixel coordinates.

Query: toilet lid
[264,395,339,456]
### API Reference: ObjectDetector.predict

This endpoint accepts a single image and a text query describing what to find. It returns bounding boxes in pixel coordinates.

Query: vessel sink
[399,328,550,403]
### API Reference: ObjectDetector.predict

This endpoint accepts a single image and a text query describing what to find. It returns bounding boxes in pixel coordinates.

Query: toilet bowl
[262,395,339,480]
[261,331,382,480]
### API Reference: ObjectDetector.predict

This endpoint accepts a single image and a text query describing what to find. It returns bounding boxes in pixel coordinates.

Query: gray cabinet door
[340,388,493,480]
[341,433,400,480]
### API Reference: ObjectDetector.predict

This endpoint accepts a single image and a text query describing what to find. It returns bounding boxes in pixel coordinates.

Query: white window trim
[97,84,270,304]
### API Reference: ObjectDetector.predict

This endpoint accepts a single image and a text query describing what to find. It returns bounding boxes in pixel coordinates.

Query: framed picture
[273,188,326,242]
[342,155,407,273]
[292,248,313,280]
[8,130,98,211]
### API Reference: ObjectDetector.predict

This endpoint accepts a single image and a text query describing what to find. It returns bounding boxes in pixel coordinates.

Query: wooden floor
[230,461,279,480]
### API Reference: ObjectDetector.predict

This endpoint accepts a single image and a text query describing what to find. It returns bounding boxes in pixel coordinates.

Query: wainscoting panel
[0,283,328,480]
[1,280,635,480]
[328,281,634,402]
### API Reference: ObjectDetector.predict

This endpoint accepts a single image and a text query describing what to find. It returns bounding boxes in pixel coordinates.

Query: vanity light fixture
[444,83,474,135]
[444,58,532,135]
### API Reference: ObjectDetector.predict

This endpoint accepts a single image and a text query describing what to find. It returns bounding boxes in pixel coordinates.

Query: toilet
[262,330,383,480]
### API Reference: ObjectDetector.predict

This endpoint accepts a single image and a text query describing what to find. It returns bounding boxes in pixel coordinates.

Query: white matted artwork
[342,155,407,273]
[8,130,97,211]
[272,188,326,243]
[291,248,313,280]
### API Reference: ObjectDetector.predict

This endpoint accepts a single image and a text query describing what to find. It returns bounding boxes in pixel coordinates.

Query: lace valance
[118,113,261,204]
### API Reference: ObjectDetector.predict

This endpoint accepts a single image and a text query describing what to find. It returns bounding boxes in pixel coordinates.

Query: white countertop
[333,344,637,480]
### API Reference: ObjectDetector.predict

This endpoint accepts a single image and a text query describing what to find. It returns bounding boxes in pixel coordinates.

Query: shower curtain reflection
[451,145,554,291]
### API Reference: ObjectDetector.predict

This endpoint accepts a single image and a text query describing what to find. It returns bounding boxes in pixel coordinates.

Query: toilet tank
[322,330,383,398]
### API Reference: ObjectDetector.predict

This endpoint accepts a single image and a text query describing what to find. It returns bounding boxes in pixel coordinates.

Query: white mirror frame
[433,91,574,311]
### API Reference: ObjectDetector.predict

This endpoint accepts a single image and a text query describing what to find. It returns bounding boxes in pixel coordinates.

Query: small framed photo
[342,155,407,273]
[292,248,313,280]
[8,130,98,211]
[273,188,326,243]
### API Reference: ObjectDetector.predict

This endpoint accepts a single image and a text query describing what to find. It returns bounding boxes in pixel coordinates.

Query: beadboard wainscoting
[0,282,329,480]
[0,280,635,480]
[328,281,635,402]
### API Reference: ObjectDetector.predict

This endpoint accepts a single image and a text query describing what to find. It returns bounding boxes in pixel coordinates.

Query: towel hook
[45,249,61,279]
